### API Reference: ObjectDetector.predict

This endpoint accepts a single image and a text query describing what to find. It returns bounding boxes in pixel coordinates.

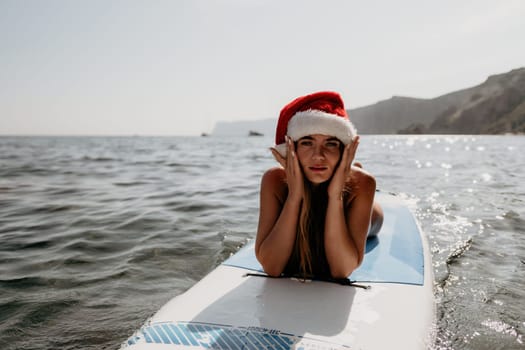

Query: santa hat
[274,91,357,157]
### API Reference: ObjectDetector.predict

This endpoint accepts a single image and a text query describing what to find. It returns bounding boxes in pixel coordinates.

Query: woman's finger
[270,148,286,168]
[337,147,345,174]
[287,137,297,176]
[348,136,359,167]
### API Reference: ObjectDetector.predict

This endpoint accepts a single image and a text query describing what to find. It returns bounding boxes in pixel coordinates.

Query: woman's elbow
[330,257,361,279]
[263,267,282,278]
[330,266,355,279]
[255,253,283,277]
[260,262,283,277]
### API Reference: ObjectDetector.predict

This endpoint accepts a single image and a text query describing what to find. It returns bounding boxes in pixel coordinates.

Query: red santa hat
[274,91,357,157]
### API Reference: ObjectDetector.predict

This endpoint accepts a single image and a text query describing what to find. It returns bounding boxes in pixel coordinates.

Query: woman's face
[295,134,342,184]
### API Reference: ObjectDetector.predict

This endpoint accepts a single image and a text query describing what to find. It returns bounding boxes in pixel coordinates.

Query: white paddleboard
[122,192,435,349]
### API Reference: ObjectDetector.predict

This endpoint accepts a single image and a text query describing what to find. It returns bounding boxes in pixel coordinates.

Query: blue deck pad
[127,321,349,349]
[223,192,424,285]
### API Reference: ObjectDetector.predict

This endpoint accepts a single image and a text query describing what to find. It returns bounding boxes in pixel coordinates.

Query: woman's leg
[368,201,383,237]
[354,162,383,237]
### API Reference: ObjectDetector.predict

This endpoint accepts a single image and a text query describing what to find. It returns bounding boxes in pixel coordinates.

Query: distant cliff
[212,67,525,135]
[425,68,525,134]
[351,67,525,134]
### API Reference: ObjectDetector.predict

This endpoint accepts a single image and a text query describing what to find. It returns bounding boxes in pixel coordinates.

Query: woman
[255,91,383,280]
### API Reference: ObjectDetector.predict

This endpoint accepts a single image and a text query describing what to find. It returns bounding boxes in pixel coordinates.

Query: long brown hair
[295,181,327,277]
[292,141,354,278]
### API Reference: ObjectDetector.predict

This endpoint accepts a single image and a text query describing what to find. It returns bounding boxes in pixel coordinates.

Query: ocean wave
[1,135,524,350]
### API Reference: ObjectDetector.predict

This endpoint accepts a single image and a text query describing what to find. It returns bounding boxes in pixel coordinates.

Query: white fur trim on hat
[274,109,357,157]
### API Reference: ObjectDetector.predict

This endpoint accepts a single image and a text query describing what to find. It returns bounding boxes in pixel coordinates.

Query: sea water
[0,135,523,350]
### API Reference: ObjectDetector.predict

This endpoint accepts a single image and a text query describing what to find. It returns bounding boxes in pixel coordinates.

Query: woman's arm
[255,168,301,276]
[256,137,305,276]
[324,170,376,278]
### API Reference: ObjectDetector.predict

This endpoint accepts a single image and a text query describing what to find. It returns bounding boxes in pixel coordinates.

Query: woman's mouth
[309,166,328,172]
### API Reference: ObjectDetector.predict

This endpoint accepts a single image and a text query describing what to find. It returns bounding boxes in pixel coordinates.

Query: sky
[1,0,524,136]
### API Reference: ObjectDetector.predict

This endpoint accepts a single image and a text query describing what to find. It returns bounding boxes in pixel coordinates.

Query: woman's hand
[328,136,360,200]
[270,136,304,202]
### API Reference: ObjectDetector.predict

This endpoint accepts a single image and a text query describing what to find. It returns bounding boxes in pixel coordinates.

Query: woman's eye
[325,141,340,148]
[299,140,313,146]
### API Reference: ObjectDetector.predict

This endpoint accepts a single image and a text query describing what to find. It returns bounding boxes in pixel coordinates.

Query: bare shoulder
[260,167,288,201]
[349,166,377,195]
[262,166,286,183]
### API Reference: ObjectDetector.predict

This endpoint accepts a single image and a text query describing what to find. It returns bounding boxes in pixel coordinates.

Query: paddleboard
[121,191,435,349]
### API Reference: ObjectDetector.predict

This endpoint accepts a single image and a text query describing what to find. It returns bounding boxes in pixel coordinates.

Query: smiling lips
[309,165,328,172]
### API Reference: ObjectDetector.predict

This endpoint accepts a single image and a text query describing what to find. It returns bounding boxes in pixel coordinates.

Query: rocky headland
[212,67,525,135]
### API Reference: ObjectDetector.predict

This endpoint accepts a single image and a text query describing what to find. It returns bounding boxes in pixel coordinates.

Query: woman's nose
[312,145,325,159]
